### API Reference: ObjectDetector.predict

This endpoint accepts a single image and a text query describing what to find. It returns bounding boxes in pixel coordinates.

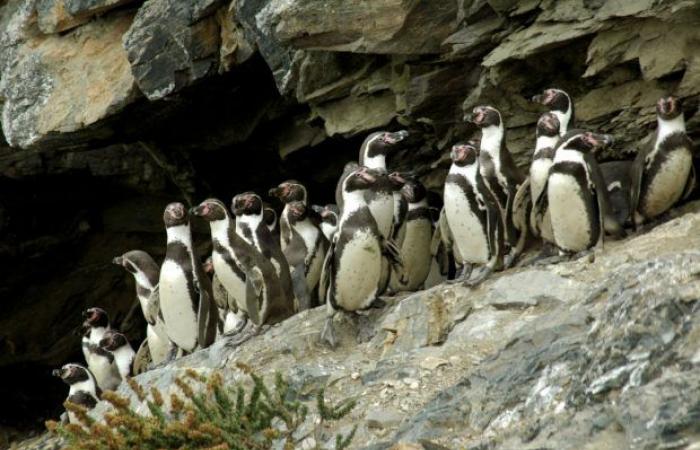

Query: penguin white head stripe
[537,113,560,137]
[450,141,479,166]
[263,206,278,229]
[98,329,129,352]
[656,95,683,121]
[469,106,502,128]
[558,130,613,153]
[163,202,188,228]
[83,307,109,329]
[268,181,307,204]
[112,250,159,286]
[190,198,228,222]
[53,363,91,386]
[232,192,264,217]
[532,88,571,113]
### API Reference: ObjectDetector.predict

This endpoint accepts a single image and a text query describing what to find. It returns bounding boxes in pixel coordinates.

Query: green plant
[46,368,356,450]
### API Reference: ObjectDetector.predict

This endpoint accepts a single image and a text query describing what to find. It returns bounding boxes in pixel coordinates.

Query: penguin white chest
[548,172,592,252]
[90,356,121,391]
[212,251,247,313]
[335,229,382,311]
[369,195,394,239]
[444,183,489,265]
[146,324,170,365]
[642,148,692,218]
[530,159,552,202]
[159,260,198,351]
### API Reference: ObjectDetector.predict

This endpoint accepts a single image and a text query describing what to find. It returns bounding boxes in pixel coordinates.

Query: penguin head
[113,250,158,279]
[163,202,189,228]
[287,201,307,221]
[536,113,561,137]
[99,330,129,352]
[344,167,378,192]
[263,206,278,229]
[364,130,409,158]
[53,363,91,386]
[269,180,307,204]
[318,204,339,226]
[232,192,264,217]
[469,106,502,129]
[532,88,571,113]
[560,130,614,153]
[388,172,408,191]
[450,141,478,166]
[191,199,228,222]
[83,307,110,329]
[401,179,428,204]
[656,95,682,120]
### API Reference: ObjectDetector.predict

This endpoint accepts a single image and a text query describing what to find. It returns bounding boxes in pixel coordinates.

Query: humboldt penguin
[532,88,575,136]
[389,178,433,291]
[600,160,634,226]
[630,95,695,227]
[191,199,294,337]
[112,250,173,367]
[528,112,561,242]
[269,181,327,311]
[470,105,526,266]
[52,363,99,424]
[81,307,110,368]
[158,202,219,354]
[534,130,623,254]
[443,141,504,286]
[98,329,135,382]
[320,167,402,347]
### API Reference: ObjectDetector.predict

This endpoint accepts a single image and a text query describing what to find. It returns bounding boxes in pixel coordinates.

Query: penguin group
[53,89,696,423]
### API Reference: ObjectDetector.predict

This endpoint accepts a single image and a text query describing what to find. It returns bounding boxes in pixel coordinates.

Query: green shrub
[46,367,356,450]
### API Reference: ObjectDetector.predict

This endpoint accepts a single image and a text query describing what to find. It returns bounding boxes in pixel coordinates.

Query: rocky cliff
[2,0,700,446]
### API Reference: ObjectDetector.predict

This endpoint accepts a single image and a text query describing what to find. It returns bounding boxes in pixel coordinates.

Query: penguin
[158,202,219,354]
[312,204,340,242]
[443,141,505,286]
[268,181,327,311]
[232,192,298,306]
[98,329,135,381]
[528,112,561,242]
[52,363,99,424]
[534,130,623,255]
[112,250,173,367]
[630,95,695,227]
[335,130,409,233]
[203,256,238,335]
[532,88,575,136]
[470,105,526,266]
[389,178,433,291]
[320,166,402,347]
[191,199,295,336]
[388,172,409,246]
[80,307,121,389]
[600,160,634,226]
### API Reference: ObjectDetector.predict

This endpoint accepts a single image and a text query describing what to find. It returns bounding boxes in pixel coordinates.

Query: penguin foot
[356,315,375,343]
[222,317,248,337]
[320,317,337,348]
[463,267,492,287]
[369,298,387,309]
[503,252,517,270]
[225,322,261,348]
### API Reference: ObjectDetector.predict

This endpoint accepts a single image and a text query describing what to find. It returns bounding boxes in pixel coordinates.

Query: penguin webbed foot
[369,298,387,309]
[320,317,337,348]
[463,266,492,288]
[448,264,473,284]
[225,322,262,348]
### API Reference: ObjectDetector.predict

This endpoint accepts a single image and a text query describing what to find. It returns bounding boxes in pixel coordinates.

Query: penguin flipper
[244,267,265,326]
[587,155,624,238]
[145,286,160,326]
[682,163,696,201]
[532,177,550,238]
[291,263,311,311]
[195,280,219,348]
[319,235,336,307]
[628,143,649,223]
[132,339,151,375]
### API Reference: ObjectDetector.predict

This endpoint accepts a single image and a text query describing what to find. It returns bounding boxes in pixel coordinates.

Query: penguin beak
[52,369,63,378]
[112,256,123,266]
[268,187,282,198]
[531,94,544,104]
[384,130,409,144]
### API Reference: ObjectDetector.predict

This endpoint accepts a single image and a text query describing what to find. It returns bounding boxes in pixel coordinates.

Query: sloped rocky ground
[16,201,700,449]
[3,0,700,443]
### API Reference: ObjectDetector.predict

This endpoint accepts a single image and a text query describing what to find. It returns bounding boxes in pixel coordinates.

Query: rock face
[24,201,700,450]
[2,0,700,443]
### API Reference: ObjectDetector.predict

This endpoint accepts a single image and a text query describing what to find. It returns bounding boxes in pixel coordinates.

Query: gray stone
[366,406,405,430]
